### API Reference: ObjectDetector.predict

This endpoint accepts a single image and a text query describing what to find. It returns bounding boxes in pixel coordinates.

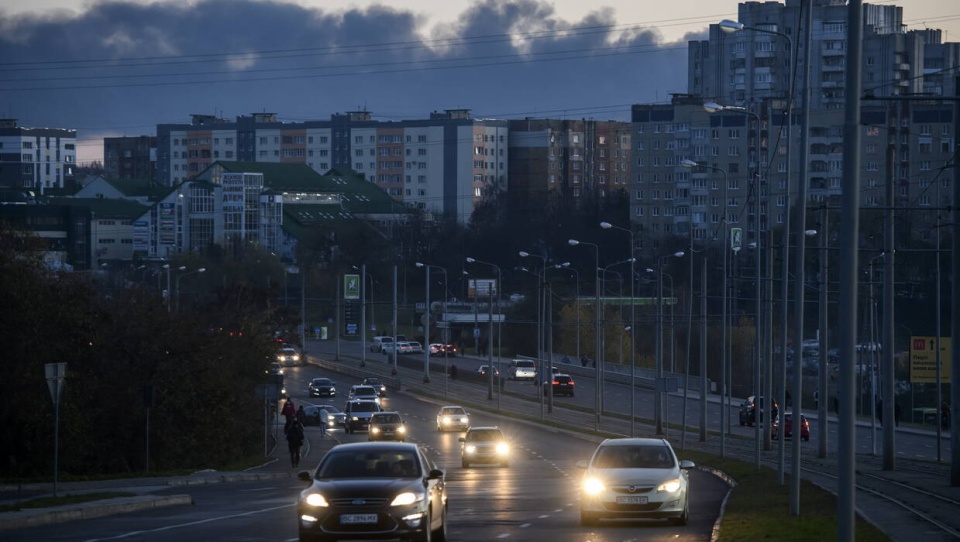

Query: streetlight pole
[175,267,205,312]
[682,159,729,446]
[466,257,501,402]
[568,239,601,431]
[519,251,548,415]
[416,262,448,384]
[652,252,684,435]
[557,262,581,362]
[600,221,638,437]
[162,264,172,312]
[720,16,801,494]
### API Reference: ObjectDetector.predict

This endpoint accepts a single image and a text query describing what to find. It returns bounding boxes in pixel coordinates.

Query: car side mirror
[428,468,444,480]
[679,460,695,470]
[459,437,466,442]
[576,460,589,469]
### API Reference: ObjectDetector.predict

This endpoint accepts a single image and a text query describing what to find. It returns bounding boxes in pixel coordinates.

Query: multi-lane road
[3,360,730,541]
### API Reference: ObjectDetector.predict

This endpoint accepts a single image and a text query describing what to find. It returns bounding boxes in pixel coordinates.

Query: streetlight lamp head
[518,251,530,257]
[465,257,476,263]
[646,268,655,273]
[674,251,685,258]
[162,264,170,269]
[415,262,425,268]
[805,229,818,236]
[680,159,698,168]
[178,265,187,271]
[600,221,613,229]
[719,19,744,33]
[198,268,206,273]
[703,101,725,113]
[568,239,579,246]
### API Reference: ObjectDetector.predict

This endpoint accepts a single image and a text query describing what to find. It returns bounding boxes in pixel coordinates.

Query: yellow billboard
[909,336,951,384]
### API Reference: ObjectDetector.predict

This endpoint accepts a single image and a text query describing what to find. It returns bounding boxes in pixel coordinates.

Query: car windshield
[313,379,332,385]
[350,402,379,412]
[593,445,675,469]
[442,408,466,416]
[317,450,420,478]
[467,430,502,442]
[364,379,382,386]
[373,413,401,423]
[322,406,342,414]
[353,386,377,395]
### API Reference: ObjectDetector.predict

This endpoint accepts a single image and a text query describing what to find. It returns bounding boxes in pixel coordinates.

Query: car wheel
[580,510,598,527]
[461,460,470,469]
[670,501,689,526]
[412,509,433,542]
[433,504,447,542]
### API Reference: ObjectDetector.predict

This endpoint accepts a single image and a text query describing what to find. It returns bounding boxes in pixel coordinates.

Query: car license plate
[616,495,648,505]
[340,513,378,524]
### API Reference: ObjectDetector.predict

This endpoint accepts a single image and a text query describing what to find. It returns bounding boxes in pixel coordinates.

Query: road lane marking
[83,503,293,541]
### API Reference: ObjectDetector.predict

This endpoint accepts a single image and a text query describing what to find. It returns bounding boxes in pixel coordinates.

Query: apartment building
[507,118,631,205]
[103,136,157,180]
[156,109,508,223]
[0,119,77,192]
[687,0,957,111]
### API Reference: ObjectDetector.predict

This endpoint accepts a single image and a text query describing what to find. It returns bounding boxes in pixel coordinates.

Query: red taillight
[568,380,575,385]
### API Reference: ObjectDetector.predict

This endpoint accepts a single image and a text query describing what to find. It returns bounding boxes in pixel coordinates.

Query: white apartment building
[157,109,508,223]
[0,119,77,192]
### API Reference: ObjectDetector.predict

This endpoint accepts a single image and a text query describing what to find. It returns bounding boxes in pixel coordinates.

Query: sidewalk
[0,434,304,531]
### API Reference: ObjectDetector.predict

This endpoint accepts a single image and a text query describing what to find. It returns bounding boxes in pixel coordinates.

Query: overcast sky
[1,0,957,165]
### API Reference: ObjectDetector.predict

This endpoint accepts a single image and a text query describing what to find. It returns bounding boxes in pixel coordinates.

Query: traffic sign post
[44,362,67,497]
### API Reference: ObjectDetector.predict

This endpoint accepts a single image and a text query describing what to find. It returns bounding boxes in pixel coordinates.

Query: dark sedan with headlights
[296,442,447,541]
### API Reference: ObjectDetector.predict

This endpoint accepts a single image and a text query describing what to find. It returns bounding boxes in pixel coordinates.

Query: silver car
[578,437,694,526]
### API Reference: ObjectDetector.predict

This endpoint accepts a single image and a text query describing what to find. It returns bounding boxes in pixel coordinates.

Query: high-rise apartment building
[508,118,631,204]
[0,119,77,192]
[104,136,157,180]
[687,0,957,110]
[629,1,958,249]
[156,109,508,223]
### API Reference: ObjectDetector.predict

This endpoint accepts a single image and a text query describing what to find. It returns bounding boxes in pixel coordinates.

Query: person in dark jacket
[286,420,305,468]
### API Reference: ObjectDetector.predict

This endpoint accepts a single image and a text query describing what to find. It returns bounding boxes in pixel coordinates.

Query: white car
[436,405,470,432]
[459,426,510,468]
[578,437,694,526]
[348,385,381,405]
[277,347,301,366]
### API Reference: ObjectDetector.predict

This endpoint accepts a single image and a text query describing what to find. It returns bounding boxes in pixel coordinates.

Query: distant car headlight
[460,417,469,424]
[583,477,606,495]
[495,442,509,455]
[464,445,477,454]
[657,478,682,493]
[370,427,380,434]
[442,416,451,424]
[351,416,359,421]
[304,493,329,507]
[391,491,423,506]
[397,426,407,434]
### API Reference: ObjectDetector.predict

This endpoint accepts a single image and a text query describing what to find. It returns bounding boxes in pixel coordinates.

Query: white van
[508,359,537,381]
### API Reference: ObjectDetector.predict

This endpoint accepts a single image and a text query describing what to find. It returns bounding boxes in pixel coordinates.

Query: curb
[0,494,192,531]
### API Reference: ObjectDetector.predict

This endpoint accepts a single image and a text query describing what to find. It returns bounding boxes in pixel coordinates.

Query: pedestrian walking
[580,355,588,368]
[296,405,306,426]
[449,363,458,380]
[941,401,950,430]
[281,397,296,422]
[286,419,305,468]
